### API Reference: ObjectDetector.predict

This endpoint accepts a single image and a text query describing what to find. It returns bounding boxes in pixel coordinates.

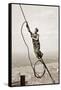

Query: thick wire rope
[20,21,46,79]
[19,4,55,83]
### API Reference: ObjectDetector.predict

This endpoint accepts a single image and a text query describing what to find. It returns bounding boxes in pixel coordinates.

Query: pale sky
[12,4,58,66]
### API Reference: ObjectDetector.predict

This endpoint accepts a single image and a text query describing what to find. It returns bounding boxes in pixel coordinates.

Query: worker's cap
[35,28,39,32]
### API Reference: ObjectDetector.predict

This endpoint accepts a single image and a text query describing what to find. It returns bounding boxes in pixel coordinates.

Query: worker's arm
[31,34,39,40]
[26,22,32,35]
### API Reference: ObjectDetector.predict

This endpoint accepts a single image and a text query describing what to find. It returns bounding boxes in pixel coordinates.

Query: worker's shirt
[31,33,40,52]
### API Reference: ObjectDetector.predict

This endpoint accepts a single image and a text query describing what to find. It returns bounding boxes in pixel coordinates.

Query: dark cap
[35,28,39,32]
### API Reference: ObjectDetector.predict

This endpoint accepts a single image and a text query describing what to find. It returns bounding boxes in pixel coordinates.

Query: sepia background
[12,4,59,86]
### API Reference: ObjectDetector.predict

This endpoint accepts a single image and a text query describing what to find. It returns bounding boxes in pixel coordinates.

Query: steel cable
[19,4,55,83]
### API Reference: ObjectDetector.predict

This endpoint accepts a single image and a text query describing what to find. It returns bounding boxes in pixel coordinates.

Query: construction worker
[26,22,43,59]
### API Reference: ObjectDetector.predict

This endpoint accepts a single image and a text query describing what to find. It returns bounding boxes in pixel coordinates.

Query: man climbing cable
[26,22,43,59]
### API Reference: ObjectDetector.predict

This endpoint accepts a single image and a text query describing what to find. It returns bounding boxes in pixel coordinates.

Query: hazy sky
[12,4,58,66]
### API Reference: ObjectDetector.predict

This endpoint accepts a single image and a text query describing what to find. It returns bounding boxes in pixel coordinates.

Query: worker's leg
[34,48,43,59]
[37,50,43,58]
